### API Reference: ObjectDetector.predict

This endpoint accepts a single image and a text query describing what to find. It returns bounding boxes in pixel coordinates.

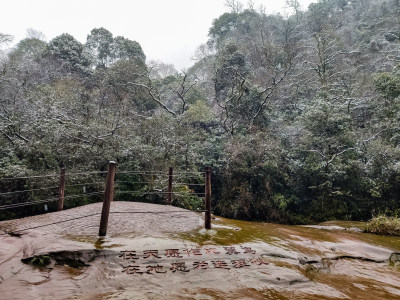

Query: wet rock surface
[0,202,201,235]
[389,252,400,264]
[1,202,400,299]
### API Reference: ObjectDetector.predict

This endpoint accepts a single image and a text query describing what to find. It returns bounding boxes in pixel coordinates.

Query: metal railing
[0,162,212,236]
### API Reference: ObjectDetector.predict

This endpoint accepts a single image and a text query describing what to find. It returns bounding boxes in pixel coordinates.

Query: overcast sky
[1,0,316,69]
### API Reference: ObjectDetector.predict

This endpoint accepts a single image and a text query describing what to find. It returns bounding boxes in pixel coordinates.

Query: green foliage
[365,215,400,236]
[173,185,204,211]
[86,28,145,68]
[86,27,114,68]
[12,38,47,58]
[26,255,52,267]
[182,100,215,124]
[47,33,92,73]
[112,36,146,62]
[374,72,400,100]
[208,12,238,47]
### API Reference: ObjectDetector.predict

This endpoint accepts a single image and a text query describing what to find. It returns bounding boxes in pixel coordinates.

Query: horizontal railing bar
[65,182,105,188]
[0,186,60,196]
[0,192,104,210]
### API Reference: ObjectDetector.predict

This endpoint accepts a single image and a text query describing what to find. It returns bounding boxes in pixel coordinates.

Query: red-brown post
[99,161,116,236]
[167,167,173,205]
[57,167,66,211]
[205,166,211,229]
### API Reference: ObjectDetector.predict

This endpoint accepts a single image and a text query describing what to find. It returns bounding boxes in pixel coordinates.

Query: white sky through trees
[1,0,316,69]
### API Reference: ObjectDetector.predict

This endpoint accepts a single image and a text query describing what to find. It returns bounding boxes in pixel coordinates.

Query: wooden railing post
[205,166,211,229]
[99,161,116,236]
[57,167,66,211]
[167,167,173,205]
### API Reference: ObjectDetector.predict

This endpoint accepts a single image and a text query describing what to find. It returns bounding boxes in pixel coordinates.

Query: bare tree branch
[309,149,326,160]
[175,71,197,114]
[127,81,177,116]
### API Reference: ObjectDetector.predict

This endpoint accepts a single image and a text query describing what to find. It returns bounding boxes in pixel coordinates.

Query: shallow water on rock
[0,202,400,299]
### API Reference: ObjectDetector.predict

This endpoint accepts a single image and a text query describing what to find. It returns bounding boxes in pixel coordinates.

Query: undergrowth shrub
[364,215,400,236]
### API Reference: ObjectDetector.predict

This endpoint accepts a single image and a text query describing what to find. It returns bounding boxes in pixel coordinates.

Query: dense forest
[1,0,400,223]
